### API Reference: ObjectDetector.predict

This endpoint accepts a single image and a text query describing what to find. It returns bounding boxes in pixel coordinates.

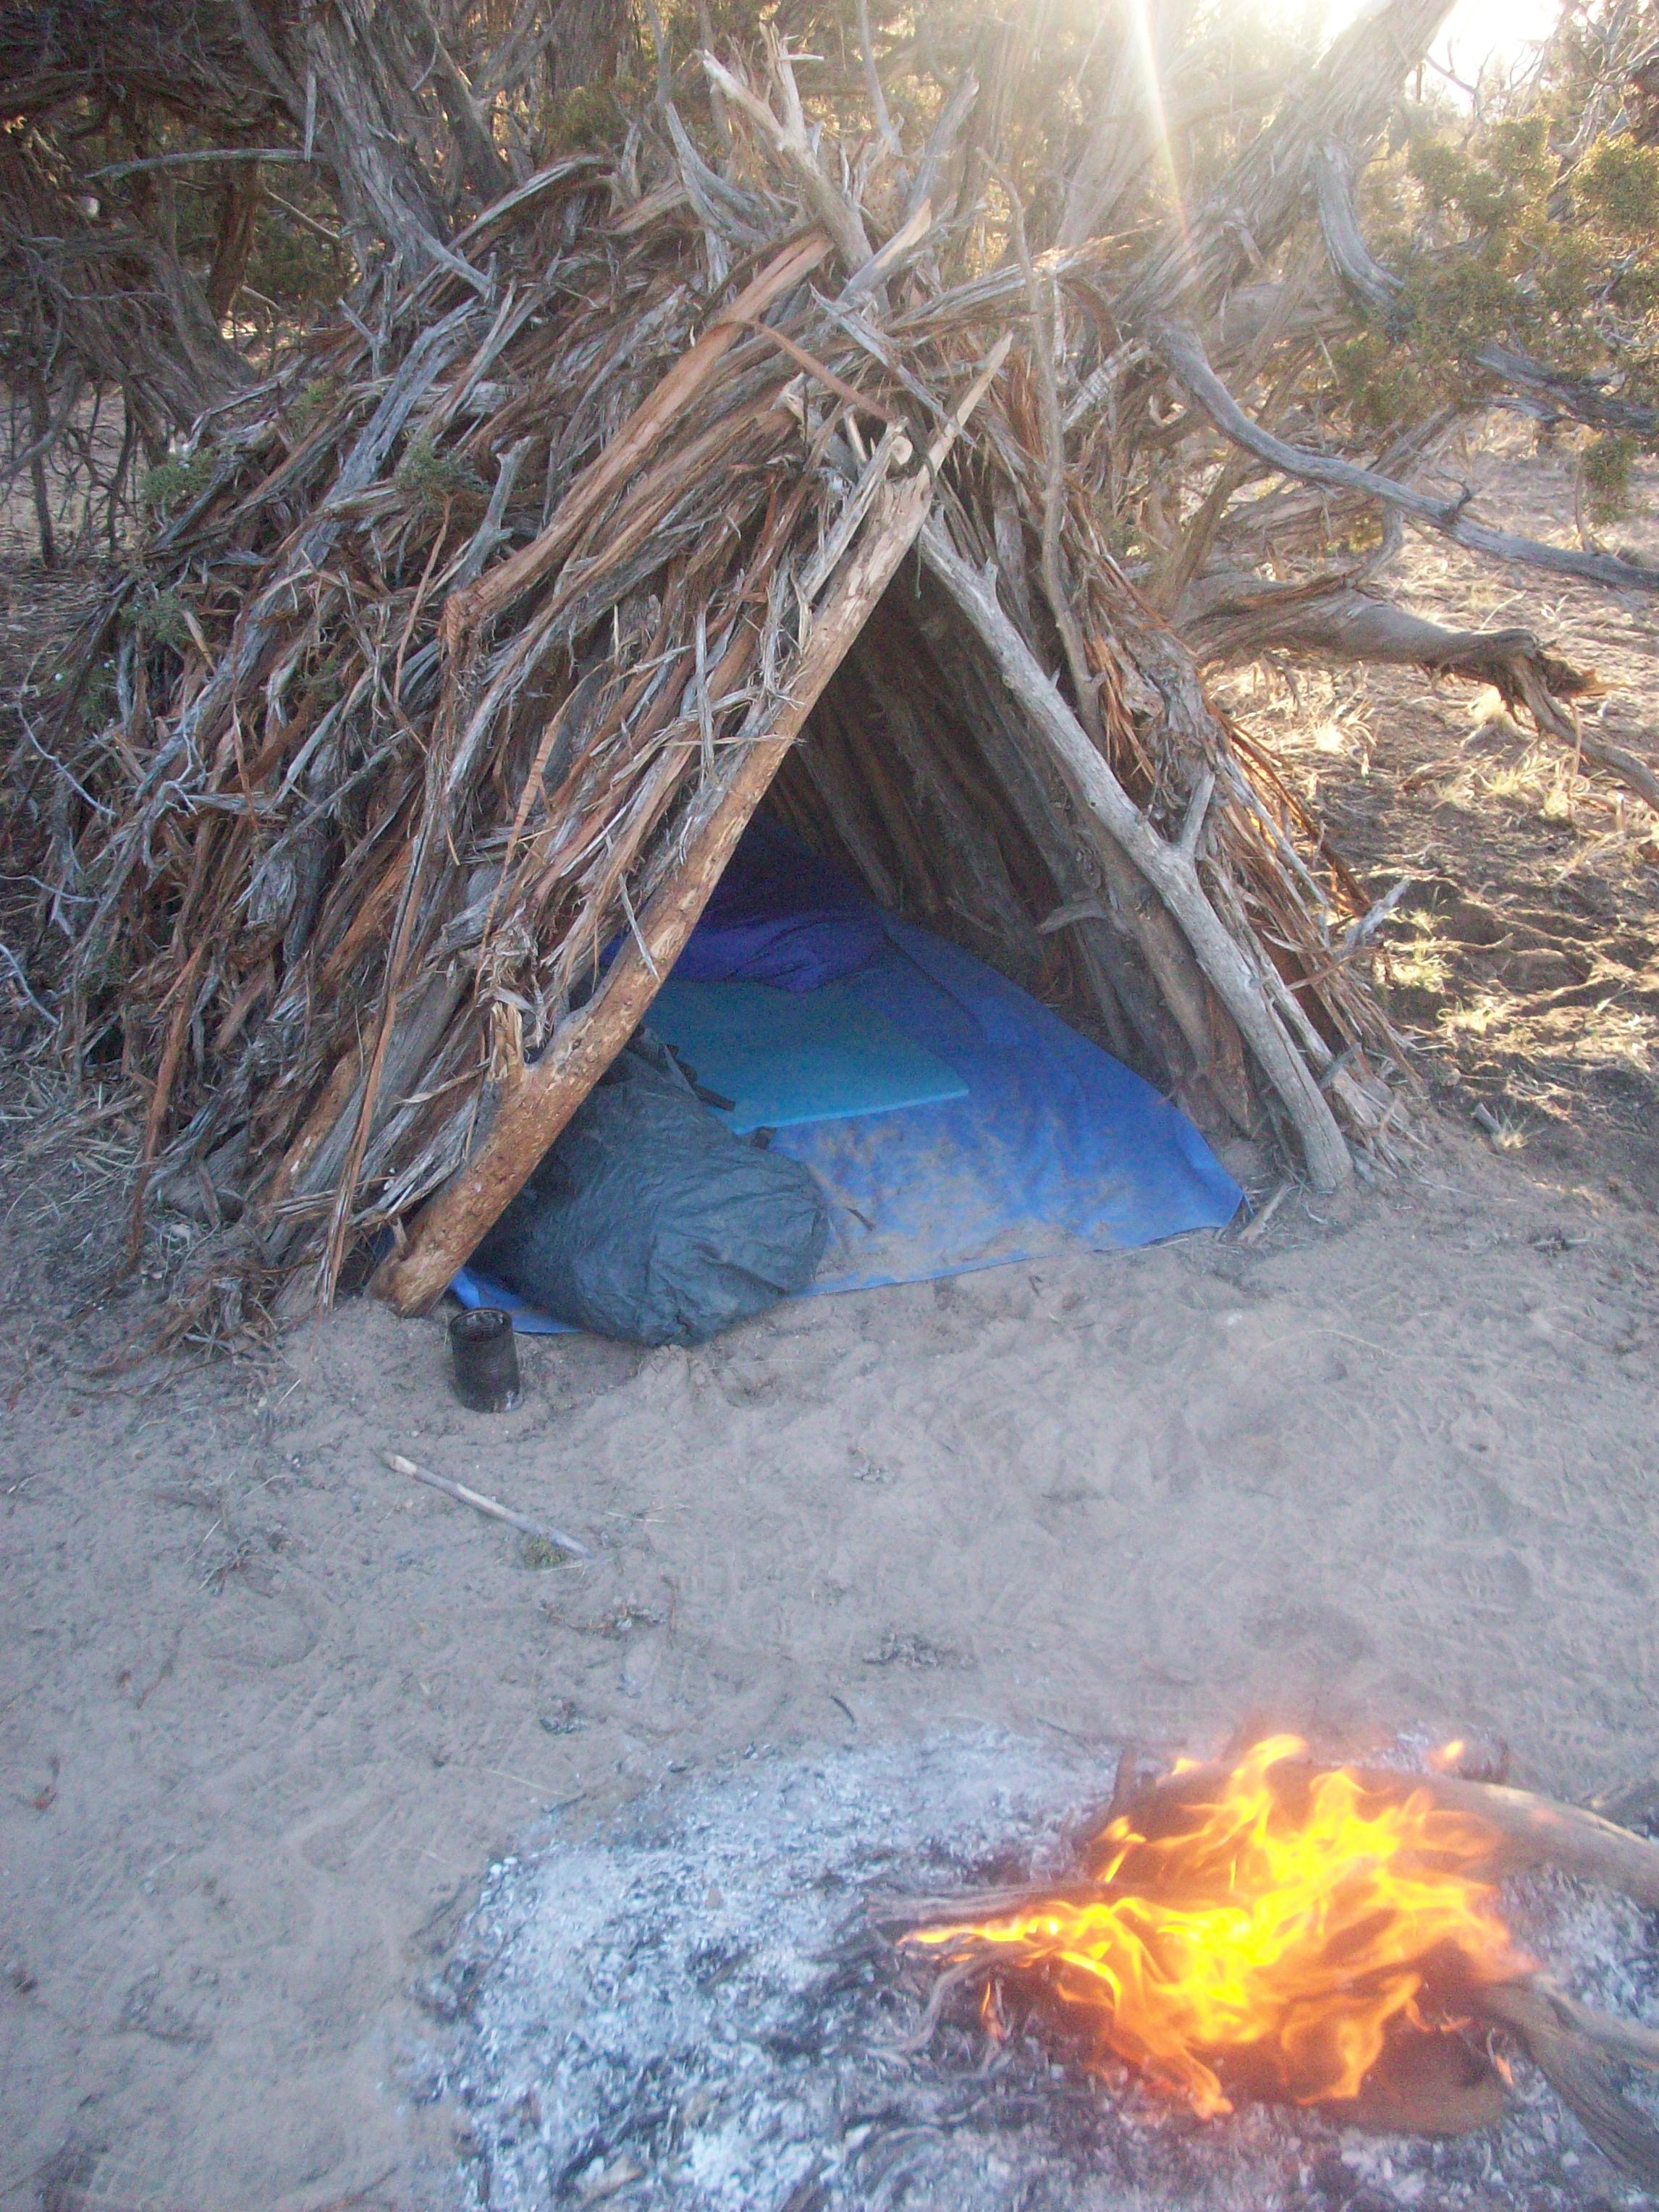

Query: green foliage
[132,591,195,651]
[1330,330,1435,437]
[1484,117,1552,183]
[1581,431,1639,523]
[1331,53,1659,465]
[286,379,339,444]
[242,192,353,313]
[392,429,483,512]
[1576,136,1659,235]
[539,81,632,155]
[77,658,117,730]
[140,449,215,518]
[117,578,198,657]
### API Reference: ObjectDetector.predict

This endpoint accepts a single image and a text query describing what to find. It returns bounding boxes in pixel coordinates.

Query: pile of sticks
[31,43,1415,1330]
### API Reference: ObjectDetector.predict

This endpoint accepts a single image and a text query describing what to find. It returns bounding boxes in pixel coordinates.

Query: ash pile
[418,1734,1659,2211]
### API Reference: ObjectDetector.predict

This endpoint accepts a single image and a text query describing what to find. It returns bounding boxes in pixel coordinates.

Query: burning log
[1476,1979,1659,2184]
[887,1736,1659,2184]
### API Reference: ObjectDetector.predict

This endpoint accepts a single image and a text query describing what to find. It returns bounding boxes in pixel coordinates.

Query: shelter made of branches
[34,51,1417,1335]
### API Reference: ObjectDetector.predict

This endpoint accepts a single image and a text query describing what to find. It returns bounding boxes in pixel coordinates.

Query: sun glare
[1325,0,1564,78]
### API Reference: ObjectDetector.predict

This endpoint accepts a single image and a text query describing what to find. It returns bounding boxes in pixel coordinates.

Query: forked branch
[1149,320,1659,594]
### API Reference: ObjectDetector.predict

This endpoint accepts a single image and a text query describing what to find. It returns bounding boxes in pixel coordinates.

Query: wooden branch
[701,48,873,271]
[903,66,977,227]
[1176,572,1659,799]
[1498,1977,1659,2075]
[1313,143,1659,438]
[1122,0,1456,326]
[1312,140,1401,317]
[379,1449,591,1558]
[1390,1770,1659,1909]
[1058,0,1181,250]
[1116,1755,1659,1912]
[885,1854,1659,2181]
[90,148,310,182]
[410,0,515,204]
[1150,319,1659,596]
[1579,725,1659,814]
[456,232,832,633]
[855,0,901,158]
[841,198,935,306]
[371,342,1010,1314]
[1200,582,1658,812]
[918,520,1353,1192]
[1478,1980,1659,2186]
[1008,176,1236,1093]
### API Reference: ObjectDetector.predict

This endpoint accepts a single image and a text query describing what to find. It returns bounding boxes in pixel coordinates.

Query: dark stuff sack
[470,1038,830,1346]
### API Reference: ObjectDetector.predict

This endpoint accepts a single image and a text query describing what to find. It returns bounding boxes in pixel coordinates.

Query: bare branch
[903,65,977,227]
[1150,318,1659,594]
[701,46,873,271]
[89,148,309,182]
[856,0,901,159]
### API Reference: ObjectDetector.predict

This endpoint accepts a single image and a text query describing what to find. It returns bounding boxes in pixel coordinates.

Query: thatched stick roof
[33,46,1414,1336]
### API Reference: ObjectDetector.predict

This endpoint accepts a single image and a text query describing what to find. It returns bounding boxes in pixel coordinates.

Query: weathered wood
[919,518,1352,1191]
[857,651,1045,984]
[1149,1756,1659,1909]
[910,604,1160,1070]
[788,700,905,909]
[701,41,872,273]
[1152,318,1659,597]
[1398,1770,1659,1909]
[455,231,832,633]
[41,17,1476,1320]
[373,345,1010,1315]
[379,1449,591,1558]
[1478,1980,1659,2186]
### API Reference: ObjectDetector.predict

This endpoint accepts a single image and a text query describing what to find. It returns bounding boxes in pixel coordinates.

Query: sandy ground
[1216,421,1659,1199]
[4,427,1659,2210]
[3,1117,1658,2209]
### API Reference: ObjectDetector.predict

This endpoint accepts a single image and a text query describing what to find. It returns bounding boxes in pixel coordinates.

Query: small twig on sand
[1238,1178,1293,1244]
[378,1448,591,1558]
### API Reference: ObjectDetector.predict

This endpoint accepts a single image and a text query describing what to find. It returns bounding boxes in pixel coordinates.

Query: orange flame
[903,1735,1529,2117]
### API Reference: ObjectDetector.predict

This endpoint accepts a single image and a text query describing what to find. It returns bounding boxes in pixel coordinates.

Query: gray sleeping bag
[470,1037,830,1346]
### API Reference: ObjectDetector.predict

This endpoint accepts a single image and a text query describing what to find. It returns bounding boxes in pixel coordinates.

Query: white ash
[415,1732,1659,2212]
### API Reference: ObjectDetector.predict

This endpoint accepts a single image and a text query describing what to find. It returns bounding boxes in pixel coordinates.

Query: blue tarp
[452,823,1241,1331]
[667,818,885,992]
[648,974,969,1134]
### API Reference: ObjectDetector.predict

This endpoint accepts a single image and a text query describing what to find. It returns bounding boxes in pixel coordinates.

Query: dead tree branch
[1150,318,1659,594]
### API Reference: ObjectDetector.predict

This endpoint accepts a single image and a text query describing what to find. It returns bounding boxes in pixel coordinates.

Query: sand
[2,1112,1658,2208]
[4,426,1659,2211]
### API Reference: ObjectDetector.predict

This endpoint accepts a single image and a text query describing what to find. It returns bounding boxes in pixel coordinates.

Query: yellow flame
[904,1735,1527,2116]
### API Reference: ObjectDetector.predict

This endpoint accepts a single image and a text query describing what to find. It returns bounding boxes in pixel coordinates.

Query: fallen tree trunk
[1182,574,1659,813]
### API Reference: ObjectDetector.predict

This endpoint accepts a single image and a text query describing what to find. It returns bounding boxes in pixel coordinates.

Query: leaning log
[1388,1770,1659,1909]
[917,520,1354,1192]
[1477,1980,1659,2186]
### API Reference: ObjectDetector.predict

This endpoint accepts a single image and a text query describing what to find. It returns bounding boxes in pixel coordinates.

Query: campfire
[435,1731,1659,2208]
[892,1736,1659,2184]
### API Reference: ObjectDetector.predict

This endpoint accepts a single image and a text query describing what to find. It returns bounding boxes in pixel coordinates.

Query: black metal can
[449,1306,521,1412]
